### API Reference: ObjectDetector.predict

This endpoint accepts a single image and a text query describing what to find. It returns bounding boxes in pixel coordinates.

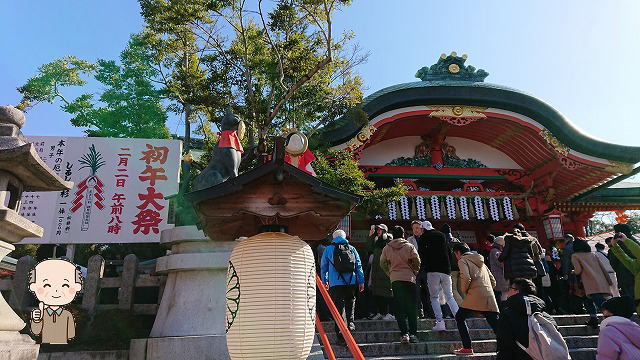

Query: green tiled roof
[318,57,640,164]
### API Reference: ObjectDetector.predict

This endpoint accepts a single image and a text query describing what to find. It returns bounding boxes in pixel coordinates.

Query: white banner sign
[17,137,182,244]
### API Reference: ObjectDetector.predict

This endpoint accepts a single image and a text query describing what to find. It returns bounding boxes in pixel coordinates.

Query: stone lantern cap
[0,105,72,191]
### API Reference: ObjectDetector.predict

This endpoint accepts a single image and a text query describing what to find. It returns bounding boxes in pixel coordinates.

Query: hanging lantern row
[384,195,519,221]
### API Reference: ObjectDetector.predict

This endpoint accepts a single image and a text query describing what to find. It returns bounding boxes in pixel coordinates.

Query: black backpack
[332,243,356,273]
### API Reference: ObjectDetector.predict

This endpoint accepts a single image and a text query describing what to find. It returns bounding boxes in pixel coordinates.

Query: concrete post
[118,254,138,311]
[82,255,104,314]
[8,256,36,313]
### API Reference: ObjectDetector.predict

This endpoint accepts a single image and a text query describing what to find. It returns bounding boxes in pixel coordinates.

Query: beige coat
[30,307,75,344]
[380,238,421,283]
[458,253,499,313]
[572,252,613,296]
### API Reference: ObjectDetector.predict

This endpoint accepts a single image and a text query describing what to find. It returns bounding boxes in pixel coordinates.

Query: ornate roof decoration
[429,105,487,126]
[415,52,489,83]
[604,161,634,174]
[345,124,377,151]
[539,129,570,156]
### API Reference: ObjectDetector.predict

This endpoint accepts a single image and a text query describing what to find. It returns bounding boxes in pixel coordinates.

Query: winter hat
[332,229,346,239]
[494,236,505,247]
[420,221,434,230]
[375,224,388,232]
[602,296,635,319]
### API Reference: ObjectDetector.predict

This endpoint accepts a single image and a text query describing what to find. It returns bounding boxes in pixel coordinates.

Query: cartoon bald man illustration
[28,259,83,344]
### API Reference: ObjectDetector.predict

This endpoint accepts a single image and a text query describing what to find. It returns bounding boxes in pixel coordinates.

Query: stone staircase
[320,314,612,359]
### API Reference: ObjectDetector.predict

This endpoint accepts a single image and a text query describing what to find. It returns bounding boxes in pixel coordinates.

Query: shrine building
[317,52,640,248]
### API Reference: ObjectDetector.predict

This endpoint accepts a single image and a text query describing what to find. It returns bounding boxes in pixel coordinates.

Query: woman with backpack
[496,278,564,360]
[367,224,394,320]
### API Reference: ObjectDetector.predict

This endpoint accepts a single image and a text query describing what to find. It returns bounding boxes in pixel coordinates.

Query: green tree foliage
[314,150,406,217]
[16,56,97,111]
[17,37,170,139]
[9,244,39,259]
[138,0,367,156]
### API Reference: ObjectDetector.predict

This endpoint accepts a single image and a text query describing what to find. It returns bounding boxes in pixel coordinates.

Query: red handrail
[315,311,336,360]
[316,274,365,360]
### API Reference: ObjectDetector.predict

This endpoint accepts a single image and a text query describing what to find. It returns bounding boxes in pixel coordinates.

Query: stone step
[324,325,598,343]
[322,314,639,332]
[322,315,601,332]
[336,348,597,359]
[329,336,598,357]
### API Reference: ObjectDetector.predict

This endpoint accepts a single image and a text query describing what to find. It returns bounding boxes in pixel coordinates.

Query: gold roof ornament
[429,105,487,126]
[345,124,377,151]
[539,129,570,156]
[604,160,634,174]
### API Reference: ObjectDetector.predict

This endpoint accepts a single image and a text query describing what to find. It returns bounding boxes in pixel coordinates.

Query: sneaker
[382,313,395,321]
[400,334,410,344]
[432,321,446,331]
[409,334,419,343]
[453,348,474,355]
[348,322,356,331]
[372,313,384,320]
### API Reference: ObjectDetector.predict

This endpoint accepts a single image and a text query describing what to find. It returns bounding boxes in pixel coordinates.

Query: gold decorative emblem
[539,129,570,156]
[604,160,634,174]
[448,64,460,74]
[429,105,487,126]
[345,124,377,150]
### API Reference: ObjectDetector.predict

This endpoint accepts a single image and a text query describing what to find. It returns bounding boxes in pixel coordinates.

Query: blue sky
[1,0,639,154]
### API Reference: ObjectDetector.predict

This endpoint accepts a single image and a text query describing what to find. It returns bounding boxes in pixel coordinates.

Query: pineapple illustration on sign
[71,144,106,231]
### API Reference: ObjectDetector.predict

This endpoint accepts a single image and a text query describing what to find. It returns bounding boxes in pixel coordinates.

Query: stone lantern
[0,105,72,360]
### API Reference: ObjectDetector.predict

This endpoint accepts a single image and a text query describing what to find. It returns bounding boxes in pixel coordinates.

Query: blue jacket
[320,236,365,287]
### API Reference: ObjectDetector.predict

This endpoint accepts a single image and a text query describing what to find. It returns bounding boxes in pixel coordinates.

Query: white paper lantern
[226,232,316,359]
[400,196,410,220]
[388,201,398,220]
[416,196,426,220]
[488,197,500,221]
[503,197,514,220]
[459,196,470,220]
[474,196,485,220]
[431,195,441,220]
[445,195,456,219]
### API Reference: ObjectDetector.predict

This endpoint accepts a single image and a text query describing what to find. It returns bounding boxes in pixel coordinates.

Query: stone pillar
[129,226,235,360]
[0,242,40,360]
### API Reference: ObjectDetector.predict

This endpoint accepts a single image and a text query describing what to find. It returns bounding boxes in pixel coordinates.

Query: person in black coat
[498,231,539,280]
[418,221,459,330]
[497,278,558,360]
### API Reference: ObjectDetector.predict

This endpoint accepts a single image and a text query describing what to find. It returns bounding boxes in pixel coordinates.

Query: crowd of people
[317,221,640,359]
